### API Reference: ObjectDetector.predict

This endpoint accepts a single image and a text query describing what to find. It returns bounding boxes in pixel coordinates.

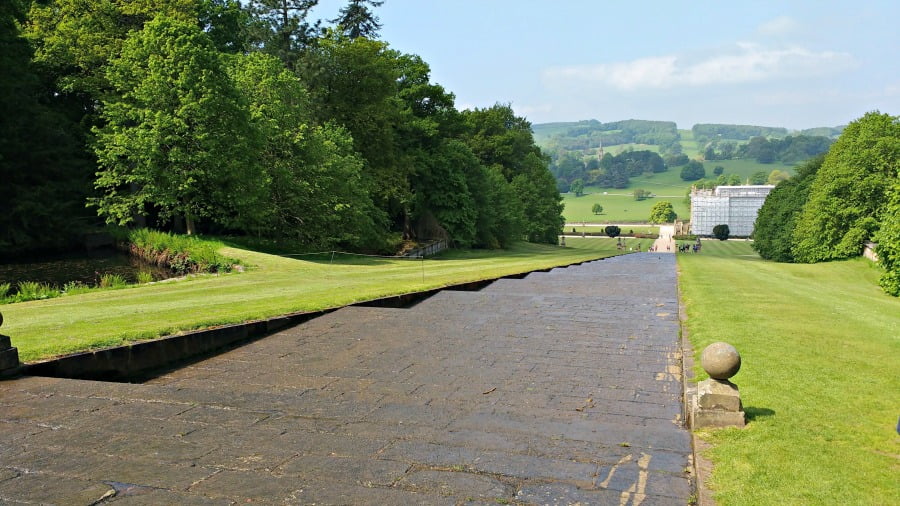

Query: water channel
[0,248,173,289]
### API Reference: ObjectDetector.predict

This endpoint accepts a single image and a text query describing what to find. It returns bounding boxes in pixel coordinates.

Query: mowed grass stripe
[5,239,621,361]
[678,241,900,505]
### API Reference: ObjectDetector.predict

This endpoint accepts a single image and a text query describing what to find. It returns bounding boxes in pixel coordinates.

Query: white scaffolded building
[690,185,775,237]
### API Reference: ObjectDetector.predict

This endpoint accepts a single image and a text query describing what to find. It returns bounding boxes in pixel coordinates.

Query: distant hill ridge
[532,119,845,145]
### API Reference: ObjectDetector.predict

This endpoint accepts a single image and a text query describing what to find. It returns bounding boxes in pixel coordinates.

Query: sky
[307,0,899,130]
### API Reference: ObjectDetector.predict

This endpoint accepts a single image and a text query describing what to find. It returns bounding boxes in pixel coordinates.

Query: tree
[225,52,379,247]
[592,203,603,215]
[649,201,676,223]
[713,165,724,176]
[633,188,651,201]
[510,154,565,244]
[92,16,264,235]
[250,0,320,71]
[331,0,383,39]
[792,112,900,262]
[750,171,769,185]
[680,160,705,181]
[571,178,585,196]
[301,32,405,219]
[604,225,621,238]
[712,224,730,240]
[752,156,823,262]
[875,179,900,295]
[767,169,791,185]
[0,0,92,254]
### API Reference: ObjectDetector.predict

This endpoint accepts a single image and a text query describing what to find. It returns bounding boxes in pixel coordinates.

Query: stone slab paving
[0,252,691,505]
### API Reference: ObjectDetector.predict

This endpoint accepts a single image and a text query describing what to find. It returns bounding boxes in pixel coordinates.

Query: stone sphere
[701,342,741,380]
[0,311,3,328]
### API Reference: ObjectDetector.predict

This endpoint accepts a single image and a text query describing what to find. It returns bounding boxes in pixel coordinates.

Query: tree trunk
[185,216,196,235]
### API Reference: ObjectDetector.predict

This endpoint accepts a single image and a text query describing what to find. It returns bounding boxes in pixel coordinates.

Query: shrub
[713,224,730,240]
[14,281,60,302]
[136,271,154,284]
[604,225,621,238]
[0,282,9,299]
[62,281,93,295]
[99,273,127,289]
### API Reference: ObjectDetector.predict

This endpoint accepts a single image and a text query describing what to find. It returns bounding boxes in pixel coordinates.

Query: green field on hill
[3,239,623,362]
[678,241,900,505]
[563,192,690,223]
[561,158,797,222]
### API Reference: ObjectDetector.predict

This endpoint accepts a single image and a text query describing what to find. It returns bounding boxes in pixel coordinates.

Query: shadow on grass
[745,406,776,422]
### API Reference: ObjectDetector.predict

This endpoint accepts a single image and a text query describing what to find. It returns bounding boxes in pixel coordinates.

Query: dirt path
[651,224,676,253]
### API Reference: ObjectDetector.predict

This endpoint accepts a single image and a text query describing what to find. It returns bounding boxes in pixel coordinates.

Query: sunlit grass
[4,239,622,362]
[678,241,900,505]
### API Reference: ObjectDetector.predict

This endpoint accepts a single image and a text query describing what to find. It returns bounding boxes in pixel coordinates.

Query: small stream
[0,248,173,289]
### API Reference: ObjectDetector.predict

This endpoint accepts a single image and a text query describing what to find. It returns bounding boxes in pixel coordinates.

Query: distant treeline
[705,135,834,164]
[551,150,668,191]
[536,119,683,157]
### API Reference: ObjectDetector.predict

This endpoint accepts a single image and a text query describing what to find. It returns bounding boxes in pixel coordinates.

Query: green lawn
[678,241,900,505]
[563,192,689,223]
[3,239,622,362]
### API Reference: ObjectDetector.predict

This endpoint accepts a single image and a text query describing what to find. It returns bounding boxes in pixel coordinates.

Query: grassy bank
[3,238,621,362]
[678,241,900,504]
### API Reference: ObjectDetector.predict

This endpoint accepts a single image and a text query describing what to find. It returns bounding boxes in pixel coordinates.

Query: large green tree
[648,201,677,223]
[792,112,900,262]
[301,32,405,220]
[463,105,564,244]
[226,52,379,247]
[752,156,823,262]
[0,0,92,254]
[875,178,900,295]
[92,16,264,235]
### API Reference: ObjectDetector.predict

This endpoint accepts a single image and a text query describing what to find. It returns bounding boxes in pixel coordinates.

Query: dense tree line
[539,119,681,156]
[735,135,833,164]
[753,112,900,296]
[692,123,788,143]
[1,0,563,255]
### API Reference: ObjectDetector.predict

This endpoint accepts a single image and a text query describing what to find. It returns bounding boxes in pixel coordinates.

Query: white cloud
[757,16,798,36]
[542,43,855,92]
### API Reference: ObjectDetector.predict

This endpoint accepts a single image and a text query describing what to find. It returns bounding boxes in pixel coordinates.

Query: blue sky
[309,1,899,130]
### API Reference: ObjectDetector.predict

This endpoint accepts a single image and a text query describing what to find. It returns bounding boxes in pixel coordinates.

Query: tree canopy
[752,111,900,296]
[9,0,564,254]
[792,112,900,262]
[648,201,676,223]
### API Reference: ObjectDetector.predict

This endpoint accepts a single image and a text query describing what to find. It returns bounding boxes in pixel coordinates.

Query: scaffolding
[690,185,774,236]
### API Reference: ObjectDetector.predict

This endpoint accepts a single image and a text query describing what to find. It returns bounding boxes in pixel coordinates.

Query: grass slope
[4,239,621,362]
[678,241,900,505]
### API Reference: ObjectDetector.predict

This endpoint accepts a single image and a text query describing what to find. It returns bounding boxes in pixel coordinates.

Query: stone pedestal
[0,312,21,378]
[691,378,745,428]
[690,341,745,429]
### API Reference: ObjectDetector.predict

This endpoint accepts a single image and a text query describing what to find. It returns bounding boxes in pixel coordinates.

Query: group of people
[677,242,701,253]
